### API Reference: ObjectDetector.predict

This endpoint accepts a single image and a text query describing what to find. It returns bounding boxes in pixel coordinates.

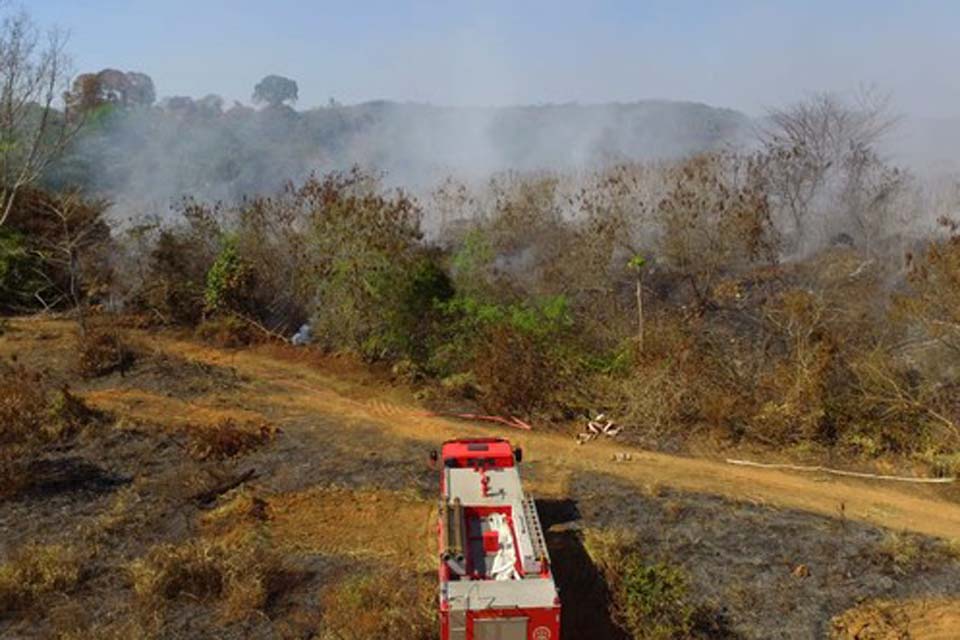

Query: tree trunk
[635,273,644,352]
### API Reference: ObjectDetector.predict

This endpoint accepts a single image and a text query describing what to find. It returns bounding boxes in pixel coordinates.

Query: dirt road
[97,329,960,542]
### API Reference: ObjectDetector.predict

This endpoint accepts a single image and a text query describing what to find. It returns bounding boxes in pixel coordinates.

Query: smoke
[56,97,752,222]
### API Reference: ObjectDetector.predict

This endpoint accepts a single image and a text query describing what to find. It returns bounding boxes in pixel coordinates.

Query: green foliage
[143,229,209,325]
[0,229,41,310]
[450,228,495,296]
[431,294,574,377]
[584,529,708,640]
[204,237,254,314]
[304,170,424,360]
[387,256,455,363]
[618,556,695,639]
[440,294,573,339]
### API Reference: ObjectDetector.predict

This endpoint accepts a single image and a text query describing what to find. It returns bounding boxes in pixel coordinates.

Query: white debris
[291,323,312,346]
[576,413,621,444]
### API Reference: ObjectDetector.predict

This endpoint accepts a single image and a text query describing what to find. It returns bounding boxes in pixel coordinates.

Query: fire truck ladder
[522,495,549,568]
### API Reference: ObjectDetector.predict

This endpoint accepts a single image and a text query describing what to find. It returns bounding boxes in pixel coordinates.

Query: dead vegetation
[129,533,293,623]
[0,543,88,621]
[75,329,136,378]
[317,569,438,640]
[183,418,278,461]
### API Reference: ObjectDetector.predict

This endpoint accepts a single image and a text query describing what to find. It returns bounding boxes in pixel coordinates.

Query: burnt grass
[3,323,959,639]
[556,471,960,639]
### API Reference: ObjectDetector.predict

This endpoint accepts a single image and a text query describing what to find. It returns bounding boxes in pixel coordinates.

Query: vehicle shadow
[536,498,629,640]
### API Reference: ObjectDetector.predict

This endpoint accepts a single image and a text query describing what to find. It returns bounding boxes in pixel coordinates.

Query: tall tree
[64,68,156,114]
[252,74,298,108]
[0,9,78,227]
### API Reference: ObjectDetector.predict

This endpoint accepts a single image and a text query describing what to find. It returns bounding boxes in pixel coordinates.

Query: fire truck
[433,438,561,640]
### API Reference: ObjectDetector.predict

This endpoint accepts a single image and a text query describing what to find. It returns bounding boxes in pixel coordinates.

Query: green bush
[583,528,724,640]
[388,255,455,363]
[617,556,695,639]
[204,237,255,314]
[0,230,42,311]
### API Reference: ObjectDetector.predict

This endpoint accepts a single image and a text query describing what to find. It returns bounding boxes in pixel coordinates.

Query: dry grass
[868,531,960,577]
[183,418,278,461]
[75,329,136,378]
[0,361,106,499]
[0,361,49,446]
[129,532,293,623]
[317,569,437,640]
[0,543,87,620]
[267,486,433,568]
[195,315,257,348]
[830,601,910,639]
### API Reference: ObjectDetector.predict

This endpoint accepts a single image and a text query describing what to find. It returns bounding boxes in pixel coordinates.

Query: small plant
[0,362,103,447]
[0,362,48,445]
[204,237,255,314]
[584,528,714,640]
[184,418,278,461]
[0,543,86,619]
[872,532,923,575]
[617,556,695,639]
[76,329,135,378]
[195,315,256,348]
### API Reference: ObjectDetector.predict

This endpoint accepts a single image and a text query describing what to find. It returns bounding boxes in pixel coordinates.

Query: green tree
[252,75,298,108]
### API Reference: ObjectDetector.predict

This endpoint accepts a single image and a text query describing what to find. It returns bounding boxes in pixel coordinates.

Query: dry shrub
[184,418,278,461]
[0,362,104,447]
[868,532,941,576]
[75,329,135,378]
[0,362,48,445]
[830,601,909,640]
[317,569,437,640]
[200,488,271,538]
[608,321,697,439]
[195,315,257,348]
[130,533,292,622]
[750,289,834,444]
[472,325,553,416]
[0,543,86,619]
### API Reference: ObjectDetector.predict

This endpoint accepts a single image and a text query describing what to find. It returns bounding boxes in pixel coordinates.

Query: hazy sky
[29,0,960,117]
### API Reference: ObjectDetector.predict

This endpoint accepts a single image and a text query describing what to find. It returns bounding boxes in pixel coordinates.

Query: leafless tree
[0,8,79,227]
[758,88,901,251]
[35,190,109,333]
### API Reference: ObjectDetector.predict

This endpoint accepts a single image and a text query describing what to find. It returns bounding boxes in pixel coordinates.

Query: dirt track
[106,330,960,542]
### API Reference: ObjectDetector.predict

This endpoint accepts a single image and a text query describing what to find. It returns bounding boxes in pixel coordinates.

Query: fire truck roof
[441,438,515,465]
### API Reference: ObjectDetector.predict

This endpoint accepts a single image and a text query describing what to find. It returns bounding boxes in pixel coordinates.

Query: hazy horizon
[30,0,960,119]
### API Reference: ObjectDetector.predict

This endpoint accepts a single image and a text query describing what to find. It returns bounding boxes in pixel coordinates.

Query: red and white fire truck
[433,438,561,640]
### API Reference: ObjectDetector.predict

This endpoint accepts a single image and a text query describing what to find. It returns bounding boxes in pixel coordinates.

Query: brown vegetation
[183,418,278,461]
[317,570,438,640]
[0,543,87,620]
[129,534,292,623]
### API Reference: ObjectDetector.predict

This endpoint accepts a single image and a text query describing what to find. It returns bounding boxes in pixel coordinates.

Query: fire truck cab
[435,438,561,640]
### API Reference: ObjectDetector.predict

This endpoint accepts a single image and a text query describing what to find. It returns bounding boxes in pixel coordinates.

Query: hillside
[2,317,959,639]
[57,99,751,208]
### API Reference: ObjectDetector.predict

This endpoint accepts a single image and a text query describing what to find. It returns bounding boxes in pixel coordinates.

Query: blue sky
[28,1,960,117]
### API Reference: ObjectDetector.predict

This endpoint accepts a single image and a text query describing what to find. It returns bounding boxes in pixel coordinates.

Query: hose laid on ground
[725,458,955,483]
